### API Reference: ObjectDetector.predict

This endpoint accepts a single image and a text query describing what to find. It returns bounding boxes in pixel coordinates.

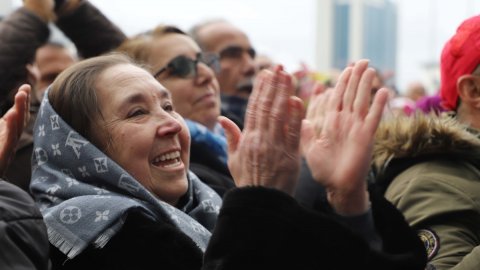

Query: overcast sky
[11,0,480,93]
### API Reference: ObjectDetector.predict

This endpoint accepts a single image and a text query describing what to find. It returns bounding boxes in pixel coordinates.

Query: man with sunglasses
[190,20,256,127]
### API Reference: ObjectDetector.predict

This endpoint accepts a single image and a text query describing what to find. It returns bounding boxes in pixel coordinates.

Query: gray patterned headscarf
[30,90,222,259]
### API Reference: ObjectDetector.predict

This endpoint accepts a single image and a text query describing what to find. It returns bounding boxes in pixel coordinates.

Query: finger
[312,89,332,135]
[14,85,30,138]
[343,60,369,112]
[306,83,326,118]
[285,96,305,153]
[23,84,31,125]
[14,84,31,134]
[270,71,293,143]
[218,116,242,154]
[365,88,389,134]
[244,70,269,131]
[312,82,326,96]
[353,68,375,118]
[328,67,352,112]
[258,67,283,132]
[314,88,332,118]
[300,119,315,157]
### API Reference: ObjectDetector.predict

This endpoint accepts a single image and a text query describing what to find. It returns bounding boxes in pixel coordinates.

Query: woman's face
[91,63,191,206]
[150,34,221,130]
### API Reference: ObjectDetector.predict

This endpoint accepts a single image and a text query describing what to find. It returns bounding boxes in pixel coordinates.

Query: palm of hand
[301,60,388,214]
[305,110,373,193]
[0,112,19,175]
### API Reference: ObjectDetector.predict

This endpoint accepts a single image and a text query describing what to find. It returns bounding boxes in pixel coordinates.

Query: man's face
[34,45,76,102]
[198,22,256,99]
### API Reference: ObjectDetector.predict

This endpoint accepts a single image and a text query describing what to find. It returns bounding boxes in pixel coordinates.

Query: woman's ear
[457,75,480,107]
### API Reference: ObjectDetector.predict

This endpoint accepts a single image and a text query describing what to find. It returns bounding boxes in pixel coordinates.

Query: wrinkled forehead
[96,64,171,100]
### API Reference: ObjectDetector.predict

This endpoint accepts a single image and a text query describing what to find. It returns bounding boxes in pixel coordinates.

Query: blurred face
[91,64,191,206]
[34,45,76,102]
[198,22,256,99]
[255,54,274,71]
[150,34,221,130]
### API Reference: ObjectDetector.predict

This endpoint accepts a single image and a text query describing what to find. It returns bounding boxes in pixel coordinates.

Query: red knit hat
[440,15,480,111]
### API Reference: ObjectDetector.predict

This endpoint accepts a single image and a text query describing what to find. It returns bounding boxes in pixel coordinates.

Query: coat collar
[372,113,480,178]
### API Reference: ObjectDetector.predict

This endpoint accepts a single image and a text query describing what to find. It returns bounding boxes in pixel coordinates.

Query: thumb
[218,116,242,154]
[300,119,315,157]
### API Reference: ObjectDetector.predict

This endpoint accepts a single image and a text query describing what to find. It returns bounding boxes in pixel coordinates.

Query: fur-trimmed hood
[372,113,480,175]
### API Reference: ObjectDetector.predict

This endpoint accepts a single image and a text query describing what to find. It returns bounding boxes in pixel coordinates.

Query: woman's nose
[156,113,182,137]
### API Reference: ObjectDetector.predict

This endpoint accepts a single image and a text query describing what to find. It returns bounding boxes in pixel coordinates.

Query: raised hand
[0,84,31,176]
[23,0,55,22]
[301,60,388,215]
[219,66,305,195]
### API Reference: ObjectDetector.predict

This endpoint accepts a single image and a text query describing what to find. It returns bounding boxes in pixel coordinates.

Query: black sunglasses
[219,46,256,60]
[153,52,220,79]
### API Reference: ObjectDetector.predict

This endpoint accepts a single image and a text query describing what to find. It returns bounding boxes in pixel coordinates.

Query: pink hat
[440,15,480,111]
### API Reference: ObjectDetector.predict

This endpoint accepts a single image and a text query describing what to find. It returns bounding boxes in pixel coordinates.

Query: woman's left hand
[219,66,305,195]
[301,60,388,215]
[0,84,31,176]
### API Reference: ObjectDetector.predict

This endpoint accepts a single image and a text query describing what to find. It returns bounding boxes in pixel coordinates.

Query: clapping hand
[301,60,388,215]
[219,66,305,195]
[0,84,31,176]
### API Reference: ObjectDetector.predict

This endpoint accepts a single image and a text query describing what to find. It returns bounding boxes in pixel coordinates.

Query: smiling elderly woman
[30,54,426,270]
[117,26,236,197]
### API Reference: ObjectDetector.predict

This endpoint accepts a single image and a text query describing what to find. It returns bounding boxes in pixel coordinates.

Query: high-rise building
[316,0,397,79]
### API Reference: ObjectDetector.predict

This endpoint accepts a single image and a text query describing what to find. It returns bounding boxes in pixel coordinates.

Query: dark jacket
[0,180,50,270]
[0,7,49,114]
[190,140,235,198]
[373,114,480,269]
[54,0,126,59]
[49,187,426,270]
[1,0,127,191]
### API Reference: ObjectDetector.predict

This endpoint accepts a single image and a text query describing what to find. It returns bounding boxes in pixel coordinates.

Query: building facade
[316,0,397,80]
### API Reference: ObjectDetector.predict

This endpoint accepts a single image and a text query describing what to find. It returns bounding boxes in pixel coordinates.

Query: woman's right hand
[219,66,305,196]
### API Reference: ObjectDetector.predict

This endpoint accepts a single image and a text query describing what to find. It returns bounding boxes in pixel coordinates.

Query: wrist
[327,189,370,216]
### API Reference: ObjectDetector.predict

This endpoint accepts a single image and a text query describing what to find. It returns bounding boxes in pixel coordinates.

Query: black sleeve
[0,8,49,113]
[0,180,50,270]
[49,210,203,270]
[203,186,427,270]
[55,0,127,58]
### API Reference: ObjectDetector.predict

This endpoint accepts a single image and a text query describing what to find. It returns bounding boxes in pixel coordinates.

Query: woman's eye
[128,109,146,118]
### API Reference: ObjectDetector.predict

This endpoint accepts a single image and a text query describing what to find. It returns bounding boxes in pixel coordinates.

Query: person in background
[405,81,427,102]
[373,14,480,269]
[254,53,275,71]
[31,42,77,103]
[190,19,256,127]
[0,0,125,191]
